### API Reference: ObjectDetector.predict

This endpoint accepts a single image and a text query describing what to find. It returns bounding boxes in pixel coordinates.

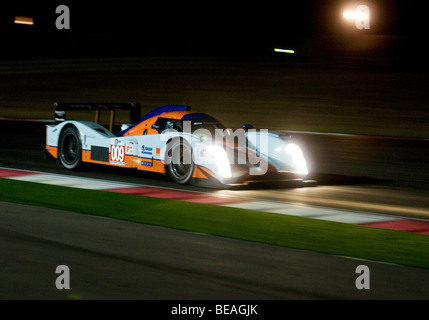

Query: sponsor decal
[125,144,134,155]
[141,160,153,167]
[141,145,153,155]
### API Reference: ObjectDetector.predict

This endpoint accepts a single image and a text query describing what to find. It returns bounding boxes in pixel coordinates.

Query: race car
[45,102,310,188]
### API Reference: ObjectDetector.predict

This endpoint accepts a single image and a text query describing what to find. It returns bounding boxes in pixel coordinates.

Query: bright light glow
[206,145,232,179]
[274,48,295,54]
[342,5,370,29]
[343,10,368,21]
[286,143,308,175]
[14,16,34,25]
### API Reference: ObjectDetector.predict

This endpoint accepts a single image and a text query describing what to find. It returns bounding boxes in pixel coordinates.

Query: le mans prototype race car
[45,102,309,188]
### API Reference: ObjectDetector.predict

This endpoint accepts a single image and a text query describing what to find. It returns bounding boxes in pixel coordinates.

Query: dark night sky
[7,1,424,32]
[1,1,427,60]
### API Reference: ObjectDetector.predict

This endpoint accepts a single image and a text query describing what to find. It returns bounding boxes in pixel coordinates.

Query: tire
[58,126,82,170]
[166,138,194,184]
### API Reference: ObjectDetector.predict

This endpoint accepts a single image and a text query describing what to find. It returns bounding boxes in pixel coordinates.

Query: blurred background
[0,1,428,137]
[0,0,427,67]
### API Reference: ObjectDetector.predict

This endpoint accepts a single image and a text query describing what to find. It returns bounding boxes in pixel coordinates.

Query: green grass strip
[1,178,429,269]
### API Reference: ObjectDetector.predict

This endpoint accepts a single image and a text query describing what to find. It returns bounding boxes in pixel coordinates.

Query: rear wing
[54,102,141,132]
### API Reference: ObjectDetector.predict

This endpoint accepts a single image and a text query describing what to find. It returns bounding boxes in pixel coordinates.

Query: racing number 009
[110,145,125,163]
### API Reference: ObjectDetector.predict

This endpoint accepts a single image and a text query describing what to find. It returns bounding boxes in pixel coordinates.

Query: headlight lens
[206,145,232,178]
[286,143,308,175]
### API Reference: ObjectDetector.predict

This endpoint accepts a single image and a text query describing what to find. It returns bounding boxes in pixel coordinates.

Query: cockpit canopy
[151,114,224,135]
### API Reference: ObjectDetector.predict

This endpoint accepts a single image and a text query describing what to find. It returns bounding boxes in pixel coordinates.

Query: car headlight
[206,145,232,179]
[286,143,308,175]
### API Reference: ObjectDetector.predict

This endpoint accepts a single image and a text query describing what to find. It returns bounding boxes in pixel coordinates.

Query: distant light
[342,5,370,30]
[343,10,368,21]
[14,16,34,25]
[274,48,295,54]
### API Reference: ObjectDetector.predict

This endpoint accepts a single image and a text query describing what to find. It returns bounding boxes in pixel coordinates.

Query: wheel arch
[164,135,195,184]
[56,122,83,147]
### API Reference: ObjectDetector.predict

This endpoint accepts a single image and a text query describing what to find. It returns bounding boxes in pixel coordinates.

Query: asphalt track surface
[3,201,429,302]
[1,58,429,301]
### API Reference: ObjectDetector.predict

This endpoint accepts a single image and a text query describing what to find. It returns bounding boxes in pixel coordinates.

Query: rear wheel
[166,139,194,184]
[59,126,82,170]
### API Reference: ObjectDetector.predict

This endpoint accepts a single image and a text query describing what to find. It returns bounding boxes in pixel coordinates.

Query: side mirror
[121,124,132,131]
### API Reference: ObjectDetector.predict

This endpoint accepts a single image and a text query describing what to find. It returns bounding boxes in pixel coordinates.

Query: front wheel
[166,139,194,184]
[58,126,82,170]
